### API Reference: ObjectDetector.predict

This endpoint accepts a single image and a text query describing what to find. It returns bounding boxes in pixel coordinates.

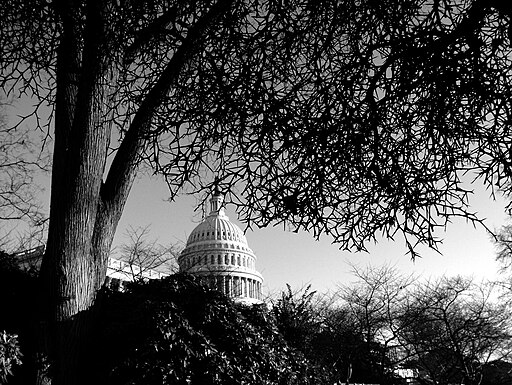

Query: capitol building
[14,192,264,303]
[178,192,264,304]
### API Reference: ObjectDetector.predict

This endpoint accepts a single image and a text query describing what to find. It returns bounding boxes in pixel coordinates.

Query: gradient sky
[5,98,510,296]
[112,173,510,296]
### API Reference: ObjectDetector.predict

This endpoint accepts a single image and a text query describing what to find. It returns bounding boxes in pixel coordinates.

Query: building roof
[178,192,263,303]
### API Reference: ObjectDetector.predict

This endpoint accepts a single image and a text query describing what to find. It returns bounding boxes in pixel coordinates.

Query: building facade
[178,193,264,304]
[14,246,167,291]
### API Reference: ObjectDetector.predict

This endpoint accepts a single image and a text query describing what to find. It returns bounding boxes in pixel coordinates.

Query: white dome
[178,193,263,303]
[186,211,248,247]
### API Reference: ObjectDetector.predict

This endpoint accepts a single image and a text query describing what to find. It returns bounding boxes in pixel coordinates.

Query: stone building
[14,245,167,290]
[178,192,264,304]
[14,192,263,301]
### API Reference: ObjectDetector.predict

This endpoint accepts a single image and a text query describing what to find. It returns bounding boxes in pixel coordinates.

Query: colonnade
[206,275,262,300]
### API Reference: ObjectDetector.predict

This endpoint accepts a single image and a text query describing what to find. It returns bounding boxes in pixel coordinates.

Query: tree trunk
[36,2,125,383]
[33,1,235,383]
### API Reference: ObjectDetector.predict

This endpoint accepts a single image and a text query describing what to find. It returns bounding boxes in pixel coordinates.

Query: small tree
[272,285,321,352]
[398,277,512,385]
[116,225,179,281]
[336,264,415,382]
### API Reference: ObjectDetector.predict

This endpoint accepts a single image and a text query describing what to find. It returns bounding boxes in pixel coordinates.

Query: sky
[113,172,510,296]
[4,98,511,297]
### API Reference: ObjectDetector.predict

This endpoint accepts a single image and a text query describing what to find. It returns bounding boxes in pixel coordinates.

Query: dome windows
[179,193,263,303]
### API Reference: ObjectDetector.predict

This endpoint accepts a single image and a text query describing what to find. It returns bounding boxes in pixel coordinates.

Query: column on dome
[222,276,226,295]
[227,276,233,296]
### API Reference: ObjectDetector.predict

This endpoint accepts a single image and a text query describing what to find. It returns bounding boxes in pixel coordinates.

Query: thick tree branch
[101,0,234,212]
[125,6,179,64]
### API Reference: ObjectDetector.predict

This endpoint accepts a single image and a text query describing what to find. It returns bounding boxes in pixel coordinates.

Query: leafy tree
[0,251,39,385]
[0,331,23,384]
[97,274,311,385]
[272,283,401,385]
[3,1,512,384]
[272,285,321,352]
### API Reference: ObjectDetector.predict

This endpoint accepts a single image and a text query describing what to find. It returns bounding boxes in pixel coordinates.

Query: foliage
[272,284,320,351]
[275,268,512,385]
[0,252,38,385]
[271,285,336,384]
[0,251,38,331]
[4,1,512,383]
[480,360,512,385]
[271,283,401,384]
[0,331,23,384]
[97,274,313,385]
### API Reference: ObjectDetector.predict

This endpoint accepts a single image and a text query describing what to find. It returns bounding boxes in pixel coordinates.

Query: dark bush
[97,274,313,385]
[0,331,22,383]
[0,251,38,384]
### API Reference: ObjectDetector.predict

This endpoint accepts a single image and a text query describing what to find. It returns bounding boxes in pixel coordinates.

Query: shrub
[97,274,313,385]
[0,251,37,384]
[0,331,22,384]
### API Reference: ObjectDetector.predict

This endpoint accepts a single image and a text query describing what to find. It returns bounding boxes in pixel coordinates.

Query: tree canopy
[2,0,512,256]
[3,1,512,383]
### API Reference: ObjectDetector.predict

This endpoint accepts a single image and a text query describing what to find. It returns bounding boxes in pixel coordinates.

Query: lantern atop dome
[208,189,226,218]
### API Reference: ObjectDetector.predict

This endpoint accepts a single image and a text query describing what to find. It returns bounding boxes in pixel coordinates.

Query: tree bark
[36,1,235,383]
[37,1,122,384]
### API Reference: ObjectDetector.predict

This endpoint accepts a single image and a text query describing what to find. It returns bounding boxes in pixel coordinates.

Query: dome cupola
[178,192,263,304]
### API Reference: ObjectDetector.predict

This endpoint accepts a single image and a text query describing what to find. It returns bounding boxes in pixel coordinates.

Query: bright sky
[4,97,510,297]
[113,173,510,296]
